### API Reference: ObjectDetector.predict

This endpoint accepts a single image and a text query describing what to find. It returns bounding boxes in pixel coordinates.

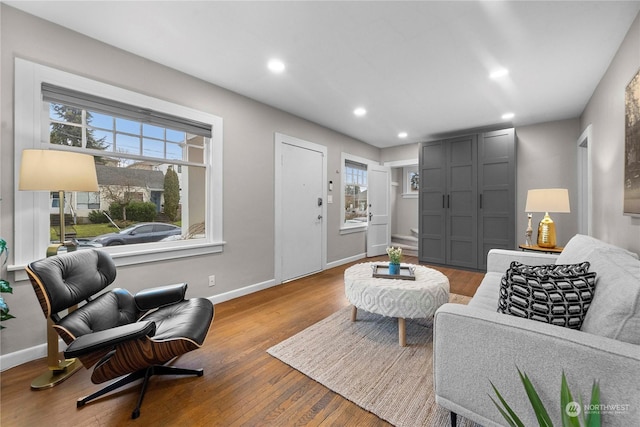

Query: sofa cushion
[579,251,640,345]
[556,234,639,265]
[498,261,596,329]
[468,272,503,311]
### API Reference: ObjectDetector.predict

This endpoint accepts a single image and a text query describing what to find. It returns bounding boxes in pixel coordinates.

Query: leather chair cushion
[29,250,116,315]
[58,288,139,338]
[134,283,187,311]
[141,297,213,345]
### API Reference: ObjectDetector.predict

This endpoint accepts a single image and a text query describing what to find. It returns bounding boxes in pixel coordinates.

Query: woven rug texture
[267,294,482,427]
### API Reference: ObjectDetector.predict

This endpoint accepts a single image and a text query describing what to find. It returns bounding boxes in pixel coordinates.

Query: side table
[518,244,564,254]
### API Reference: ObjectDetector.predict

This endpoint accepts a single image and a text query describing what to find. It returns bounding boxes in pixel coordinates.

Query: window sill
[9,240,225,281]
[401,193,418,199]
[340,224,367,235]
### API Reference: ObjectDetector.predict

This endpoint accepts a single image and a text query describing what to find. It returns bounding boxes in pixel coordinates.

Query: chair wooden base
[77,365,204,419]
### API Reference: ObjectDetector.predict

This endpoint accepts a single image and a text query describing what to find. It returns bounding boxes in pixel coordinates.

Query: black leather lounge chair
[25,249,214,419]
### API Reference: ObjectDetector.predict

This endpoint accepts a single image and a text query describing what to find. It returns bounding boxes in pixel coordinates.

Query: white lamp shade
[19,149,99,192]
[525,188,570,213]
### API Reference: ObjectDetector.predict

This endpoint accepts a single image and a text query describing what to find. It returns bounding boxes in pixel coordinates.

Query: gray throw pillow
[579,252,640,345]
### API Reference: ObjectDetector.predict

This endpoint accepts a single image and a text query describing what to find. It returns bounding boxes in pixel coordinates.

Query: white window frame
[11,58,224,275]
[340,152,376,235]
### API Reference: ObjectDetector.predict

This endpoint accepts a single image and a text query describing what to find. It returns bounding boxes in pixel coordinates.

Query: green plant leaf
[0,279,13,294]
[489,382,525,427]
[585,381,601,427]
[489,395,521,427]
[0,238,7,265]
[561,372,581,427]
[517,368,553,427]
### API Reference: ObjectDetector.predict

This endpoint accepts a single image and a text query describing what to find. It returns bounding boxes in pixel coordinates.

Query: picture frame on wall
[402,166,419,199]
[624,68,640,216]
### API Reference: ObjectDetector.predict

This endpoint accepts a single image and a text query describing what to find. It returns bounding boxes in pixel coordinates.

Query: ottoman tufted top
[344,262,450,319]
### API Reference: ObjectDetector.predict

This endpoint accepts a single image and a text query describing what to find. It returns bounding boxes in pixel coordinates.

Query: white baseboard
[325,253,367,269]
[208,278,278,305]
[0,340,65,372]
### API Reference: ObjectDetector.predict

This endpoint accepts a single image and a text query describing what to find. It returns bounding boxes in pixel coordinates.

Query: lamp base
[31,358,82,390]
[537,213,557,248]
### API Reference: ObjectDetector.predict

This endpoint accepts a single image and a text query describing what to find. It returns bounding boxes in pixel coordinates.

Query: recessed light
[267,59,285,73]
[398,132,408,139]
[353,107,367,117]
[490,68,509,79]
[502,112,515,120]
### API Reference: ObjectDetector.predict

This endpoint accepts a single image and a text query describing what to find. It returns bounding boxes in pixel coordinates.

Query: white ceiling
[6,1,640,148]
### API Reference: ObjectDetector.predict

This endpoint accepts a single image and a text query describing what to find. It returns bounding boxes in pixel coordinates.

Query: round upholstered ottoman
[344,262,450,346]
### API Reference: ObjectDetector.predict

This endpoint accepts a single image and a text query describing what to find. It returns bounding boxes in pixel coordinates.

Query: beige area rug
[267,294,482,427]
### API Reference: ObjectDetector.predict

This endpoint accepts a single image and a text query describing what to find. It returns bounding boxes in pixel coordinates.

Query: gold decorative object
[19,149,99,389]
[524,189,570,248]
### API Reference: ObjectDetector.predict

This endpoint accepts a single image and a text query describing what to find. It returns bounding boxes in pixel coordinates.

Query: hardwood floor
[0,256,483,426]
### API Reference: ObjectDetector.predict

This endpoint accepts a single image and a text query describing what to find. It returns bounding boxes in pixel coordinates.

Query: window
[13,59,223,270]
[344,160,368,223]
[340,153,374,233]
[76,192,100,210]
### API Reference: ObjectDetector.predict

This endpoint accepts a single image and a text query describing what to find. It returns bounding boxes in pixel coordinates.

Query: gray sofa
[433,234,640,426]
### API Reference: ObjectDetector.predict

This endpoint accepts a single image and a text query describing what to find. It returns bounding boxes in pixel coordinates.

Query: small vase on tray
[388,262,400,275]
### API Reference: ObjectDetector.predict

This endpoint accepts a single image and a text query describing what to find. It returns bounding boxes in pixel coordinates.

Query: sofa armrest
[486,249,558,273]
[433,303,640,427]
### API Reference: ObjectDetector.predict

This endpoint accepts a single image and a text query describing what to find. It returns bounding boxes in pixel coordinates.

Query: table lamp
[19,149,99,389]
[524,188,570,248]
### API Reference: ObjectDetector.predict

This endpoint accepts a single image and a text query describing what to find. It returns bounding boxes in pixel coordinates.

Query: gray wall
[581,12,640,253]
[515,119,582,247]
[0,5,378,356]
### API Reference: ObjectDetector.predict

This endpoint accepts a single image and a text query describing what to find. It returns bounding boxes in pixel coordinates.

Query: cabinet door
[446,135,478,269]
[419,141,446,264]
[478,129,516,269]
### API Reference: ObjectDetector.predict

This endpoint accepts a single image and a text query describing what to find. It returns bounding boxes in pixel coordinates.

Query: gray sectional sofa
[433,234,640,426]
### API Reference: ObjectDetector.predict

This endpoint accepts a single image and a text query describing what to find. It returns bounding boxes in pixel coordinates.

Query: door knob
[368,212,373,221]
[318,215,323,220]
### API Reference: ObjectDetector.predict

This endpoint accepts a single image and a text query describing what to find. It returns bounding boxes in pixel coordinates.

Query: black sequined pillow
[498,262,596,329]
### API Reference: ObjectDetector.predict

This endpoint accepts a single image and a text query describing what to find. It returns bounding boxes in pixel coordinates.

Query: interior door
[280,141,325,281]
[366,164,391,257]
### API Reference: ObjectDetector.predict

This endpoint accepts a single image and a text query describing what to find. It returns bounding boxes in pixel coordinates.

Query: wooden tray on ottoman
[372,264,416,281]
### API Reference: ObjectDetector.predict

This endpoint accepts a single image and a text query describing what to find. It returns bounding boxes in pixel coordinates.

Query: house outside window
[45,89,207,244]
[13,59,223,270]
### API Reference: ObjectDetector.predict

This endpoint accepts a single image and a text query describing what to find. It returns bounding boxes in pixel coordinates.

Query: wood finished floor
[0,256,483,427]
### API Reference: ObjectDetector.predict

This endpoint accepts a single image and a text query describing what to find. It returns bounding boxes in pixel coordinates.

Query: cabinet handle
[447,194,450,209]
[442,194,445,209]
[479,194,483,209]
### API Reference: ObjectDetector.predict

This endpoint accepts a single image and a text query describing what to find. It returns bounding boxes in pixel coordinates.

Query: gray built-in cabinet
[419,128,516,270]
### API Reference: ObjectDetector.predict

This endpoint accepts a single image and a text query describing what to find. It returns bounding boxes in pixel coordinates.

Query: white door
[276,134,326,282]
[367,164,391,257]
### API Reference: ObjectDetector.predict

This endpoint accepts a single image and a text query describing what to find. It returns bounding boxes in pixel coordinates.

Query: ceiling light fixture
[353,107,367,117]
[502,112,515,120]
[267,59,285,73]
[490,68,509,79]
[398,132,408,139]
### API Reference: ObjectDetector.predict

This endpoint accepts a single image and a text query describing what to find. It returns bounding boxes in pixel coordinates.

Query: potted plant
[0,238,14,329]
[386,246,402,275]
[490,368,601,427]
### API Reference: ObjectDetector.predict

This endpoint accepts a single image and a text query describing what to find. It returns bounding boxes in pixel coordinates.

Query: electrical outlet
[208,275,216,287]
